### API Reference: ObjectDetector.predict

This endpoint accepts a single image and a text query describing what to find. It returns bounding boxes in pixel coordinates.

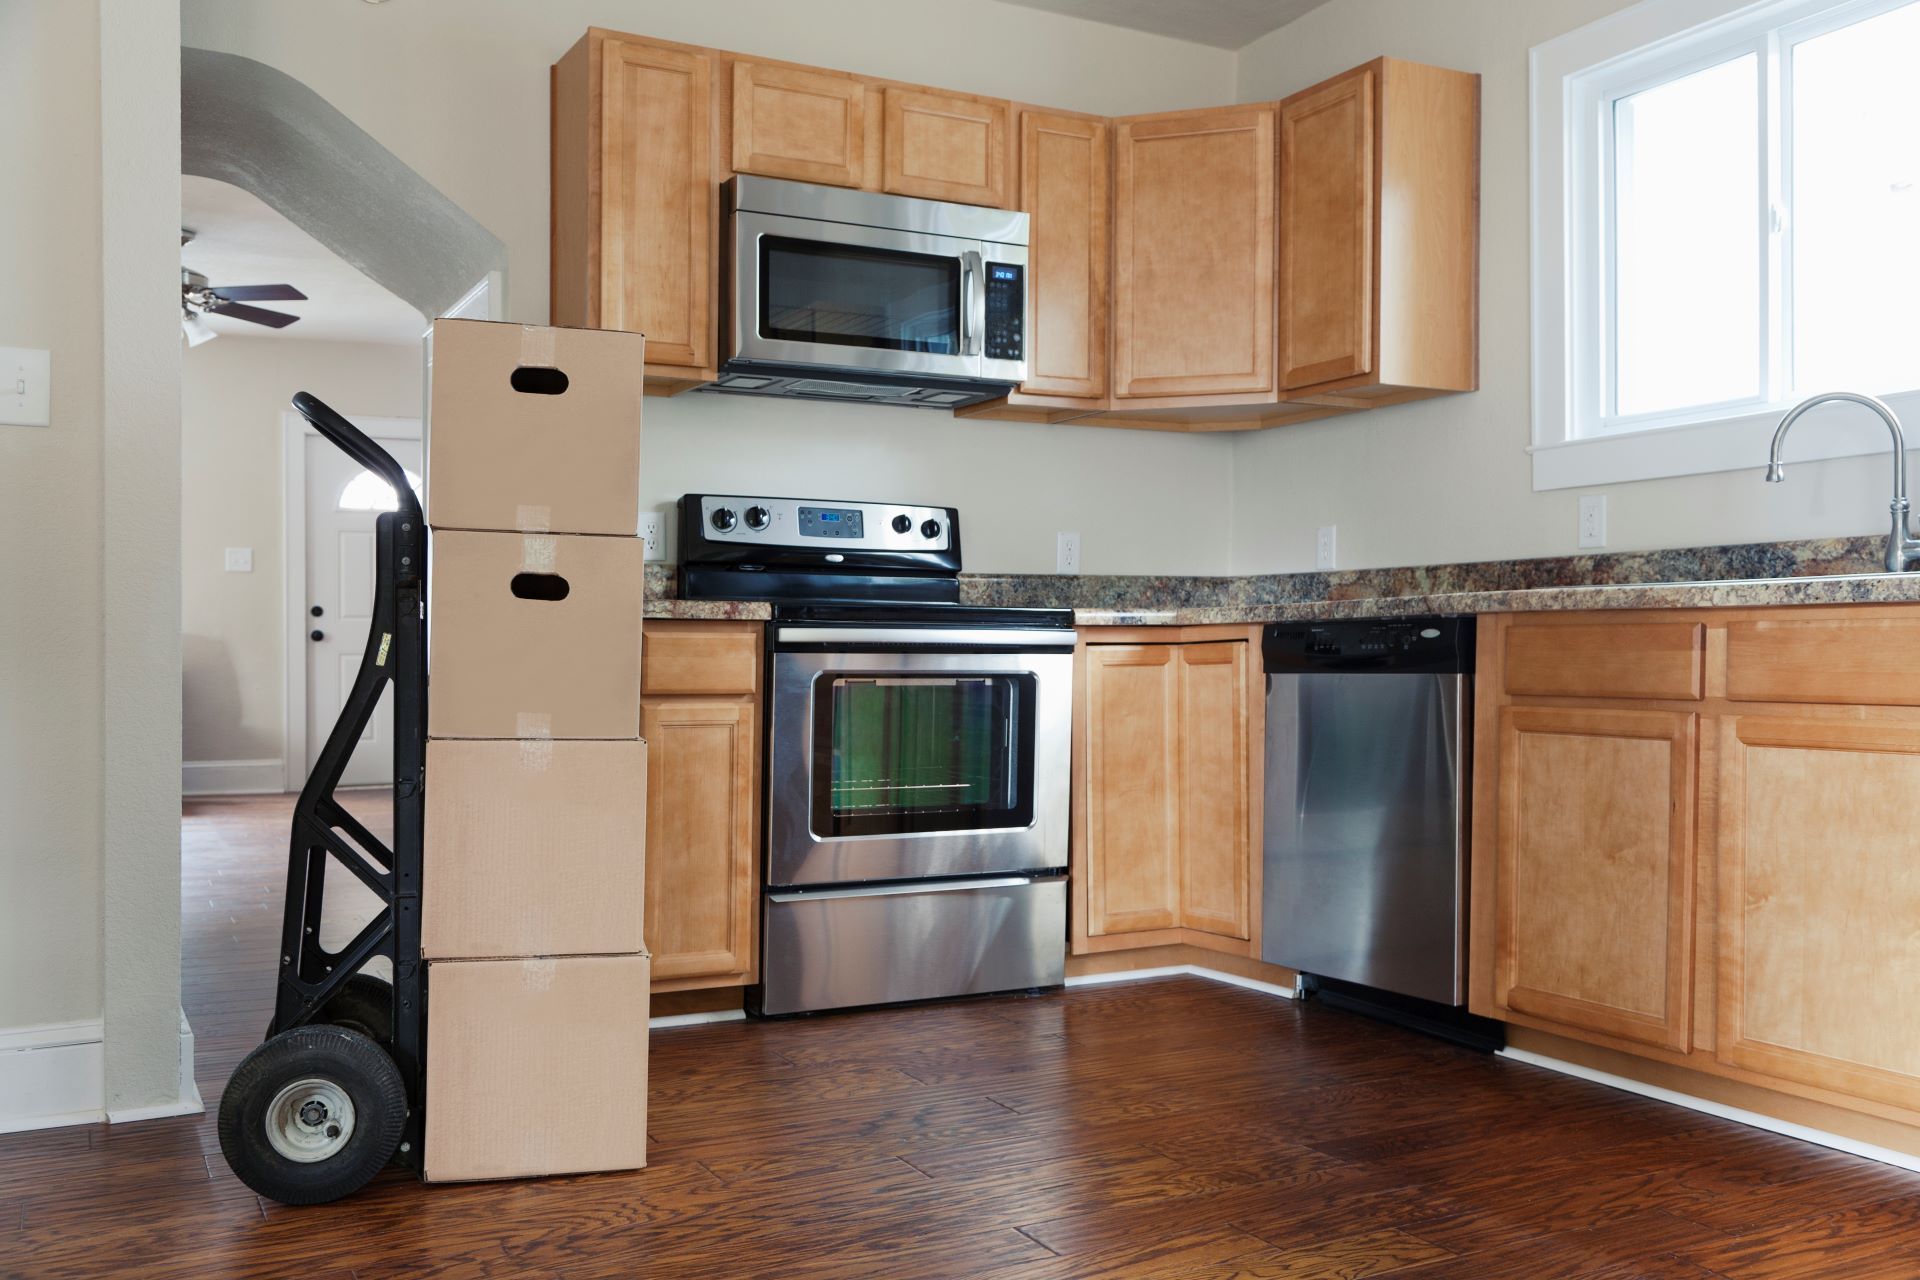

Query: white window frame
[1531,0,1920,490]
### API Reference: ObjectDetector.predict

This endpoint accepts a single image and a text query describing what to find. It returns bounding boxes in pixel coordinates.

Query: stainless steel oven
[756,610,1073,1015]
[705,176,1029,409]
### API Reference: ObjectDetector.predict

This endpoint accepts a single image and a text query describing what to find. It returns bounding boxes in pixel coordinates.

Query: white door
[304,432,422,787]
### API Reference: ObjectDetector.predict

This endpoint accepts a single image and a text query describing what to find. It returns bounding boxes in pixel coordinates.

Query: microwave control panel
[984,262,1024,362]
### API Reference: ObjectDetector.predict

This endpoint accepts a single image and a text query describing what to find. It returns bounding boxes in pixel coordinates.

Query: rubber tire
[319,973,394,1045]
[218,1025,407,1205]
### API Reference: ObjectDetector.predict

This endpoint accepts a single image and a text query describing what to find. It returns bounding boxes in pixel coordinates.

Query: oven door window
[812,673,1036,837]
[760,236,961,355]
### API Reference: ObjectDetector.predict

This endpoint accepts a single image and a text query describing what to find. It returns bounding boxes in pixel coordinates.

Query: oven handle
[775,625,1076,648]
[769,875,1049,903]
[961,249,984,357]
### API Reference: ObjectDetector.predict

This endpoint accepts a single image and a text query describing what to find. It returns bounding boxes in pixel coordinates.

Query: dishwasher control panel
[1263,616,1473,674]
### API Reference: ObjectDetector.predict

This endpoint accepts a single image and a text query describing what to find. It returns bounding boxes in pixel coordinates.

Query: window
[337,468,423,512]
[1532,0,1920,489]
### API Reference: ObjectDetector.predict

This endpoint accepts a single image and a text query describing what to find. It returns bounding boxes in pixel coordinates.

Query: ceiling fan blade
[209,284,307,302]
[211,301,301,329]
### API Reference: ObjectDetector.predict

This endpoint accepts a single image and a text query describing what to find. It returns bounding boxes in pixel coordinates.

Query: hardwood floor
[3,793,1920,1278]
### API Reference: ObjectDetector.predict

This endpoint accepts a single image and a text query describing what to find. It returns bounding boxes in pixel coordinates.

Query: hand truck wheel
[318,973,396,1046]
[218,1024,408,1205]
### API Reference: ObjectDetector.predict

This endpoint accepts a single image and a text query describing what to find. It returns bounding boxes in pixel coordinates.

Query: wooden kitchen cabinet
[1279,58,1480,406]
[1491,704,1697,1052]
[881,87,1010,208]
[640,620,761,992]
[1076,631,1258,954]
[1473,605,1920,1131]
[731,60,870,188]
[552,30,718,387]
[1112,105,1276,402]
[1013,109,1108,404]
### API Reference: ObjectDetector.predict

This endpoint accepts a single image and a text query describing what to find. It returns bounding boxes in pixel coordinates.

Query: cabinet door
[731,61,867,188]
[1718,715,1920,1110]
[1278,67,1375,391]
[599,37,713,371]
[1019,111,1109,400]
[1494,705,1696,1051]
[1178,643,1249,939]
[1113,108,1276,399]
[882,87,1009,207]
[643,699,757,986]
[1085,646,1181,935]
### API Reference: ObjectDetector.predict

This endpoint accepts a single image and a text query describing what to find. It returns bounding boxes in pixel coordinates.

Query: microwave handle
[961,250,984,357]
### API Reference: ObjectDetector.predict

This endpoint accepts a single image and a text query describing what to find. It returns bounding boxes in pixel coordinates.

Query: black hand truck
[216,392,428,1205]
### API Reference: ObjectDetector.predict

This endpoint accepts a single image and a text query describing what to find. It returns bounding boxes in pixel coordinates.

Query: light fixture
[182,313,218,348]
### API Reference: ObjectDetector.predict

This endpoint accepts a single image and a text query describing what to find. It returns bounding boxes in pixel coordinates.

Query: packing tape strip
[519,325,558,368]
[520,534,557,573]
[518,736,554,771]
[516,711,553,740]
[515,503,552,534]
[519,957,557,992]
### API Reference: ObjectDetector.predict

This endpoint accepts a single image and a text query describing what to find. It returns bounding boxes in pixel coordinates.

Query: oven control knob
[744,505,771,531]
[891,513,913,534]
[710,506,738,532]
[921,518,943,539]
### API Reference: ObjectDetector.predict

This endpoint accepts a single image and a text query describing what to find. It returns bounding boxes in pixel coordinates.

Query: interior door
[304,432,422,787]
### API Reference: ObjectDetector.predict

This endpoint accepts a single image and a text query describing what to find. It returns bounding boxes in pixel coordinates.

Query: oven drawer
[754,874,1066,1015]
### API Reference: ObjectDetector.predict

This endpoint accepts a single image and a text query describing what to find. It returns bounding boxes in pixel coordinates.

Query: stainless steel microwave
[706,176,1029,409]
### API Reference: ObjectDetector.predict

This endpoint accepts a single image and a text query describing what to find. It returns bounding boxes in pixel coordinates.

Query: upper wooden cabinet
[881,88,1010,208]
[1075,631,1259,955]
[1015,110,1108,403]
[1112,106,1276,402]
[553,31,718,387]
[731,61,870,188]
[1280,58,1480,406]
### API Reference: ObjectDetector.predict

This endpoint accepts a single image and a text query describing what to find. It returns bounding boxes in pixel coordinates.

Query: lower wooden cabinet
[640,621,761,992]
[1473,605,1920,1129]
[1077,632,1257,953]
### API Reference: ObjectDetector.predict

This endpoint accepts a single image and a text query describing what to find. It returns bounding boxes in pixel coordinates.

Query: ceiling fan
[180,229,308,346]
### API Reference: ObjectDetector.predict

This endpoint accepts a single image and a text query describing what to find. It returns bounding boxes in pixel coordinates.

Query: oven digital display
[797,505,864,539]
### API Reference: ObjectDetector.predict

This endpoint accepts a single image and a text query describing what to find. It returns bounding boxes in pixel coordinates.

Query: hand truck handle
[292,391,423,520]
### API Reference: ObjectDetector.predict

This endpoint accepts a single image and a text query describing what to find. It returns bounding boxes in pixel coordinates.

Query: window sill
[1531,390,1920,490]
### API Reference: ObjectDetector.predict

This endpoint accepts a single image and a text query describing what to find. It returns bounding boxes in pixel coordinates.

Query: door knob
[310,605,324,618]
[310,629,325,642]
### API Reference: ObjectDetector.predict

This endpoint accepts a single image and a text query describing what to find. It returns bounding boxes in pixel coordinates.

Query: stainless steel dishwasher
[1261,617,1474,1008]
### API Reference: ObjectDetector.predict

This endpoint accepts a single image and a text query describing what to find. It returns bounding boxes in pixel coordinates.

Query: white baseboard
[1065,964,1300,1000]
[113,1011,204,1123]
[182,757,286,796]
[1500,1047,1920,1175]
[0,1020,105,1134]
[650,1009,747,1029]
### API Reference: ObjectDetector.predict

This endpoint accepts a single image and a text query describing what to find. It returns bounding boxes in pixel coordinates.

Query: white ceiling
[181,174,425,346]
[997,0,1337,50]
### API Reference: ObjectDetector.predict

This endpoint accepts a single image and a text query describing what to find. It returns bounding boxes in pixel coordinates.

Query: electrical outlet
[224,547,253,573]
[638,512,662,561]
[1578,494,1608,549]
[1056,531,1081,575]
[1315,525,1337,571]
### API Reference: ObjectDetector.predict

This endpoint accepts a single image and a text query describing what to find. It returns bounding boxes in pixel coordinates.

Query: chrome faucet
[1766,391,1920,574]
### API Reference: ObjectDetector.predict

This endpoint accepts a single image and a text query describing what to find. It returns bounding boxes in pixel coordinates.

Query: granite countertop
[643,536,1920,627]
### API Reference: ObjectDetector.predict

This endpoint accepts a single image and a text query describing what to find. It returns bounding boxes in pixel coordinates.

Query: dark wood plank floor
[3,794,1919,1278]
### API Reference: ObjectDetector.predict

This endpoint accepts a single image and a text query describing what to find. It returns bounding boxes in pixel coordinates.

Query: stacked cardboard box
[419,318,650,1183]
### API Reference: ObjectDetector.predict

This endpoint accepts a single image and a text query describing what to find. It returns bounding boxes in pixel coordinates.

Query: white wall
[180,0,1243,576]
[1228,0,1914,574]
[0,0,186,1127]
[182,336,425,771]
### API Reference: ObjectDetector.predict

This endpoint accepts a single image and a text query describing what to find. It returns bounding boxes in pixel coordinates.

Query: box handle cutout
[509,572,571,601]
[509,366,570,396]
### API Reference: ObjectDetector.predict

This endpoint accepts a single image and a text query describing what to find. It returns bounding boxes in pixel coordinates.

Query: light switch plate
[0,347,51,427]
[224,547,253,573]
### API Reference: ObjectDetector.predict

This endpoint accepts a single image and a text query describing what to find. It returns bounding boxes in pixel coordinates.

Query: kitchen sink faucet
[1766,391,1920,573]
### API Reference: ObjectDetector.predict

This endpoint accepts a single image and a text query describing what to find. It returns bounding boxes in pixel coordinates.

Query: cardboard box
[424,953,650,1182]
[423,739,647,960]
[426,318,645,537]
[427,528,643,740]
